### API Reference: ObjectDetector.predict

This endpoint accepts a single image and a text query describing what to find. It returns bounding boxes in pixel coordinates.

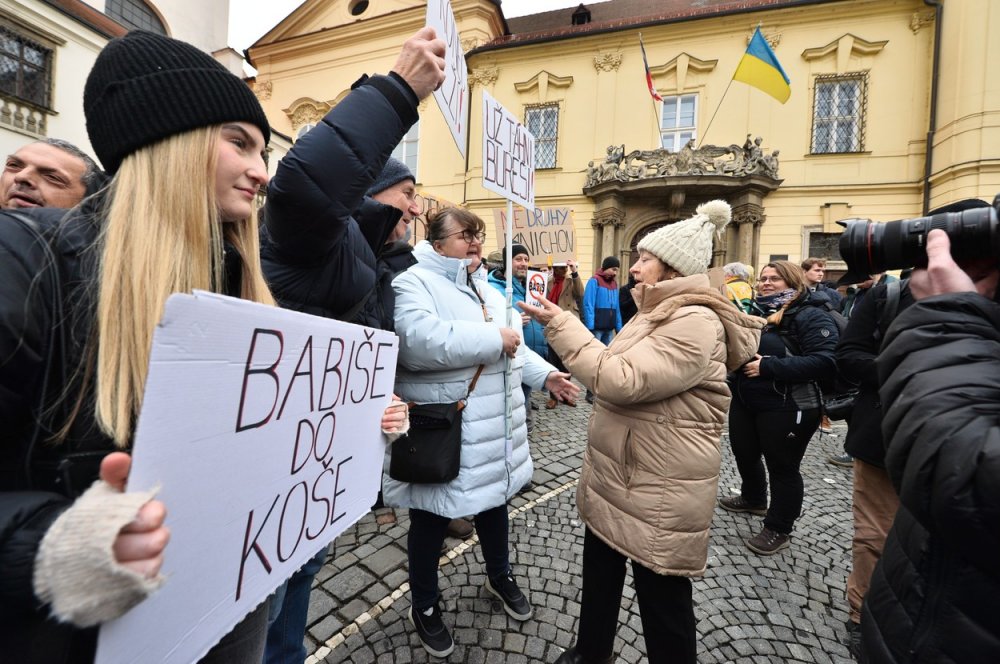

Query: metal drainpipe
[922,0,943,214]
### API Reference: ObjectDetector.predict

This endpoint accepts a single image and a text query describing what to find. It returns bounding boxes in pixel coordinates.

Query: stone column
[732,203,764,267]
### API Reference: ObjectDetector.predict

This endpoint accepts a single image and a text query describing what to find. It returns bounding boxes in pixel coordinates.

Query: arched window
[106,0,167,35]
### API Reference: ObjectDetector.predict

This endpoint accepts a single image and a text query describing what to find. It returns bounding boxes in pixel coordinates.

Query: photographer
[861,221,1000,662]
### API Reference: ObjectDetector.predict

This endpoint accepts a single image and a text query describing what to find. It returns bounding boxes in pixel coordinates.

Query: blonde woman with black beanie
[2,31,301,663]
[520,201,763,664]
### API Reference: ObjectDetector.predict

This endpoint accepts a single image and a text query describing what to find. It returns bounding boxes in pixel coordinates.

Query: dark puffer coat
[836,280,914,466]
[729,293,839,412]
[260,73,417,324]
[862,292,1000,663]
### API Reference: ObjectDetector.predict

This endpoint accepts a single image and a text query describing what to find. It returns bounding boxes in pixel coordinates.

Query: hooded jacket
[582,269,623,332]
[861,293,1000,663]
[383,242,556,518]
[544,274,763,575]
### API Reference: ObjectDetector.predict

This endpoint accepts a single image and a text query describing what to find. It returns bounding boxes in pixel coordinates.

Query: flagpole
[698,78,735,148]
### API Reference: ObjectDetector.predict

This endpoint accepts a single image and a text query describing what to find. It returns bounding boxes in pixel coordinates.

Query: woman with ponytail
[720,260,839,556]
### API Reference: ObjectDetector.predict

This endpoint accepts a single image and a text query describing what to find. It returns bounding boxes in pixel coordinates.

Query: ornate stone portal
[583,137,782,270]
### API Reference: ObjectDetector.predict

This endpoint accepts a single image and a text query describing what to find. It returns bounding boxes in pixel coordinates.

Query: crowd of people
[0,26,996,664]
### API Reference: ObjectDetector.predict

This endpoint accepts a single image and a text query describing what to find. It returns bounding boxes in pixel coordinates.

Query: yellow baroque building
[248,0,1000,279]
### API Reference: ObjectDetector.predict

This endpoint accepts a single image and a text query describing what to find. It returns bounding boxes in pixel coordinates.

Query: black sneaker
[408,603,454,657]
[485,572,533,620]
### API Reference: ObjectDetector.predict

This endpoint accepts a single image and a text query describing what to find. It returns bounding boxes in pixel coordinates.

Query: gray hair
[723,262,752,281]
[38,138,102,191]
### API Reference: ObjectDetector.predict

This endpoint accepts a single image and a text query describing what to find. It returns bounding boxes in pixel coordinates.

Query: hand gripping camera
[837,195,1000,285]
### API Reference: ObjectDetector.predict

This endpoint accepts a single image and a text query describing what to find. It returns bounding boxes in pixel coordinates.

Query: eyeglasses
[442,229,486,244]
[758,276,786,284]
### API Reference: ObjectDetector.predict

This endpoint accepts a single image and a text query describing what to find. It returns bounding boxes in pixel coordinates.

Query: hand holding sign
[102,453,170,579]
[517,297,563,326]
[391,27,446,100]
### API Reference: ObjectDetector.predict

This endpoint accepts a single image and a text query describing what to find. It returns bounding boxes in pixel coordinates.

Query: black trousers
[727,398,820,534]
[575,528,696,663]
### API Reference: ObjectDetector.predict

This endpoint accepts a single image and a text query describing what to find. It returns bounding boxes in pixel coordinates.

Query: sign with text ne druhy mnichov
[427,0,469,158]
[96,292,397,664]
[482,89,535,210]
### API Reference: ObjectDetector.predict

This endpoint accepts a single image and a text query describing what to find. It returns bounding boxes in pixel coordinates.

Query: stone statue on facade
[585,136,779,188]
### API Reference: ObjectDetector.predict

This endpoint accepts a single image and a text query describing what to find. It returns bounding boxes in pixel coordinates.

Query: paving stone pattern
[304,391,857,663]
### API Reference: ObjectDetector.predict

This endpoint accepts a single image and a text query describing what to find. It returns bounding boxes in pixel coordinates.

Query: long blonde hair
[94,125,274,446]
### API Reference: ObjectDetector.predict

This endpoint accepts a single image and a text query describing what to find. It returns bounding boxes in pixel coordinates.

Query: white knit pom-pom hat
[636,199,731,276]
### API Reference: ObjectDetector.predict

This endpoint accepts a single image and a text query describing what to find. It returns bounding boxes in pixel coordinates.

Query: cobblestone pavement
[303,391,857,663]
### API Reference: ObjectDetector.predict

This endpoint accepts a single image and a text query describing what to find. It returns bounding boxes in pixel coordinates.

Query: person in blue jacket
[582,257,623,402]
[582,256,624,344]
[489,243,546,430]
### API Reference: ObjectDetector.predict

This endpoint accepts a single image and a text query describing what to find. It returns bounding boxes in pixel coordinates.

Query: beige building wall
[249,0,998,276]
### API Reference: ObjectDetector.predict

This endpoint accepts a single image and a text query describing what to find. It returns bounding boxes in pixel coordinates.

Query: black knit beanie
[511,243,530,259]
[366,158,415,197]
[84,30,271,174]
[601,256,621,270]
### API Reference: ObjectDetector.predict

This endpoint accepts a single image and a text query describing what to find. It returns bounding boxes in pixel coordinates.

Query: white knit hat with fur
[637,200,731,276]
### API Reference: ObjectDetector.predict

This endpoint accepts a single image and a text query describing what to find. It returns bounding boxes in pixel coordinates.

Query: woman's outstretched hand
[517,297,562,326]
[544,371,579,404]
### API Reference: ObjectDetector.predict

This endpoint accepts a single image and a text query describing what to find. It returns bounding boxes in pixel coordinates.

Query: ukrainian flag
[733,27,791,103]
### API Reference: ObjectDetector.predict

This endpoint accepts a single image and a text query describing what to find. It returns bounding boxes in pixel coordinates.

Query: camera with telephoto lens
[836,194,1000,285]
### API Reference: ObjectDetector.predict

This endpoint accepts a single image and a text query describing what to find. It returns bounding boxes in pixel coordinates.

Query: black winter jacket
[836,281,914,467]
[0,205,116,662]
[730,293,839,412]
[861,293,1000,663]
[260,73,418,325]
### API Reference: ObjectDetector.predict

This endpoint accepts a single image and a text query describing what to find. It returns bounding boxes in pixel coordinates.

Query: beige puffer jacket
[545,273,763,576]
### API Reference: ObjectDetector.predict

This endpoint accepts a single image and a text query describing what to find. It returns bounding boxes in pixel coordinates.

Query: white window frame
[391,121,419,180]
[660,94,697,152]
[525,103,559,169]
[811,73,867,154]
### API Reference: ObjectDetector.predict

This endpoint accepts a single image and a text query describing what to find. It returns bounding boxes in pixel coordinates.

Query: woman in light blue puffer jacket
[384,208,578,658]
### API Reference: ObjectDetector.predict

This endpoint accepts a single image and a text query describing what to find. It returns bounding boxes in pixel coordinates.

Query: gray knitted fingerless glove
[33,479,164,626]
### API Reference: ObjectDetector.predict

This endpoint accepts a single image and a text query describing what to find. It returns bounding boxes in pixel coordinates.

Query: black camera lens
[837,202,999,284]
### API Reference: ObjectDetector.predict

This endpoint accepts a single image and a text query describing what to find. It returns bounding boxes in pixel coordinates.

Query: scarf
[548,274,565,304]
[754,288,798,313]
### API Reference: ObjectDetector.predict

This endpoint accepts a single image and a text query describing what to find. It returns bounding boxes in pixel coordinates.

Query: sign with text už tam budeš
[96,291,397,664]
[492,207,576,265]
[427,0,469,158]
[481,89,535,210]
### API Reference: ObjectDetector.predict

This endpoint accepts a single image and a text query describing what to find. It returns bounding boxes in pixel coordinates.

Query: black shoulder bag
[388,278,490,484]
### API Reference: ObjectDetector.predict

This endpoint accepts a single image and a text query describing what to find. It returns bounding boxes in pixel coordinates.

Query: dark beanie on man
[601,256,620,270]
[511,244,529,259]
[366,158,415,197]
[83,30,271,174]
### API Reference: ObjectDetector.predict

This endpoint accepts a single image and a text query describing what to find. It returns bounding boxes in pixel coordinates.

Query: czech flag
[639,34,662,102]
[733,27,791,103]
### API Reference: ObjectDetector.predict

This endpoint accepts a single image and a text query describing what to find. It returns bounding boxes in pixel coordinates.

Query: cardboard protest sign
[482,90,535,209]
[525,269,547,307]
[412,190,461,243]
[427,0,469,158]
[492,207,576,264]
[96,292,397,664]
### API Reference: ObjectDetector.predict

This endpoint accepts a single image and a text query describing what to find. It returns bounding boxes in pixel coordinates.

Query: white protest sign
[492,207,576,264]
[96,292,397,664]
[427,0,469,158]
[525,269,546,308]
[482,89,535,209]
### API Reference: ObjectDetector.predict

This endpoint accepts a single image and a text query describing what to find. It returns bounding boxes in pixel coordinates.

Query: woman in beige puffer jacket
[521,201,763,664]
